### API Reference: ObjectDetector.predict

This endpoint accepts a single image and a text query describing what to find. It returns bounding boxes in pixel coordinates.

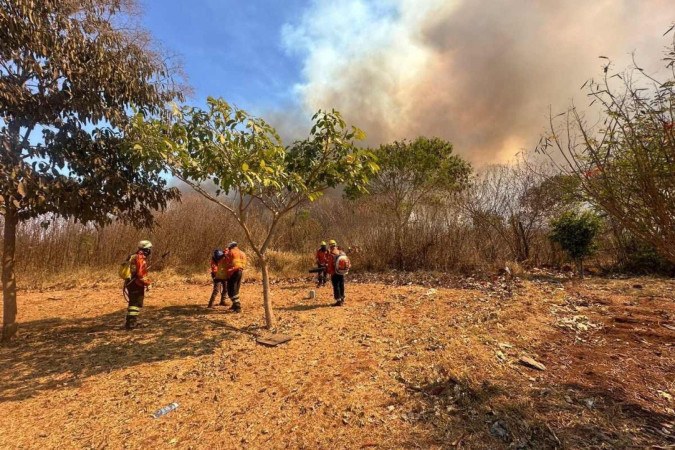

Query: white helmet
[138,240,153,250]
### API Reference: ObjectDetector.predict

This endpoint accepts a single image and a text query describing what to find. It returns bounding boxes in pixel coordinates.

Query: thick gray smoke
[281,0,673,164]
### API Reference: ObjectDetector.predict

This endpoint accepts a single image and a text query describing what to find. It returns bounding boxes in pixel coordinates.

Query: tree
[364,137,471,269]
[131,98,377,329]
[538,28,675,263]
[0,0,183,341]
[549,210,601,278]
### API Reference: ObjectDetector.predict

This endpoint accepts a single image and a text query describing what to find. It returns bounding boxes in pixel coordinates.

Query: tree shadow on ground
[0,305,237,402]
[397,375,673,449]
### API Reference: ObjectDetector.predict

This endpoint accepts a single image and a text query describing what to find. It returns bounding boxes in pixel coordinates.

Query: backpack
[118,254,137,280]
[335,253,351,275]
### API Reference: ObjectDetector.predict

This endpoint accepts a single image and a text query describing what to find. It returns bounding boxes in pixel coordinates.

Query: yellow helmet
[320,241,327,246]
[328,239,337,246]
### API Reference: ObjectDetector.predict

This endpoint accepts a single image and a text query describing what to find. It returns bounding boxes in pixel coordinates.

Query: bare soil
[0,275,673,449]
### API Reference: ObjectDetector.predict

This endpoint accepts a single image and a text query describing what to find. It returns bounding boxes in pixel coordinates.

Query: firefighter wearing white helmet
[124,240,153,329]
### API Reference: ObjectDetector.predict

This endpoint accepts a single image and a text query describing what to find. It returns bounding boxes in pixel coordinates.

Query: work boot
[207,300,215,309]
[125,316,137,330]
[331,299,344,307]
[218,299,227,306]
[230,302,241,313]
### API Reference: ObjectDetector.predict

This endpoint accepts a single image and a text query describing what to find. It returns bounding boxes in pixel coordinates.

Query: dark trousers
[331,274,345,301]
[209,279,227,306]
[317,265,327,286]
[125,282,145,329]
[227,270,242,304]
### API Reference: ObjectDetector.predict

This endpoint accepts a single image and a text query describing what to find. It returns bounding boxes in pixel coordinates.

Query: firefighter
[125,240,152,329]
[224,242,246,313]
[208,249,228,308]
[326,239,345,306]
[315,241,330,287]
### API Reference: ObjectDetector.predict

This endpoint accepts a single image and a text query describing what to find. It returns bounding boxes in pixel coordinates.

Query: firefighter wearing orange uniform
[208,249,228,308]
[224,242,246,313]
[125,240,153,329]
[315,241,330,287]
[326,239,345,306]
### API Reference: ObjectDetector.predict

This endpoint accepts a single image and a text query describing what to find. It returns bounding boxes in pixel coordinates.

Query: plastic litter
[152,402,178,419]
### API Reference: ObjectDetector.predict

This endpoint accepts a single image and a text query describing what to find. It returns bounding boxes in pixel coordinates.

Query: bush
[549,210,601,277]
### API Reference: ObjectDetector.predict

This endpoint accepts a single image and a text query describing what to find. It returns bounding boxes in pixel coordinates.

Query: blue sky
[141,0,308,114]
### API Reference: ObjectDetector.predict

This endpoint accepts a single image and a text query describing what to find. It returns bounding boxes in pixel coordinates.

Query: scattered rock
[519,356,546,371]
[490,420,510,441]
[556,315,599,332]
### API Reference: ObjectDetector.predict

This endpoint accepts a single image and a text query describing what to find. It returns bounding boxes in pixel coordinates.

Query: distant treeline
[6,160,672,282]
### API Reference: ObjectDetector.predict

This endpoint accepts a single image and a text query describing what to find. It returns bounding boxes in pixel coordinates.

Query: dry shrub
[1,166,659,288]
[250,251,313,278]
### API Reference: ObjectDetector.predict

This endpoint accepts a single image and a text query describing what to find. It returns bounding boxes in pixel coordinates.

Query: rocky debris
[519,356,546,371]
[489,420,510,441]
[348,271,518,298]
[556,314,600,332]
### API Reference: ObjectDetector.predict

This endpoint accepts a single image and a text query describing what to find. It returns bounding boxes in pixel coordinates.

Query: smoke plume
[282,0,673,164]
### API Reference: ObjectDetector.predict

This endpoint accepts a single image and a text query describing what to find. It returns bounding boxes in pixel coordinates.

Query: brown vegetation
[7,158,668,291]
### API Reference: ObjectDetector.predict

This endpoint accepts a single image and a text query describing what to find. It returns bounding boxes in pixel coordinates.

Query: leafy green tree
[131,98,377,328]
[365,137,471,269]
[539,29,675,263]
[549,210,602,278]
[0,0,183,341]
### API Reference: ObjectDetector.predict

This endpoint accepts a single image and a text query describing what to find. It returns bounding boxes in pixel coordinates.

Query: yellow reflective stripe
[127,311,140,316]
[128,306,141,311]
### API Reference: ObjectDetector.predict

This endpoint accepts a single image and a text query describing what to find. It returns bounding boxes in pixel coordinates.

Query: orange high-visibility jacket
[225,247,246,278]
[315,248,330,266]
[326,247,341,275]
[132,250,151,287]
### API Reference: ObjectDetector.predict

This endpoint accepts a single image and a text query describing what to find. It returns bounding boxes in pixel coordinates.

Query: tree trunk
[394,224,404,270]
[517,220,530,261]
[577,258,584,279]
[260,257,275,329]
[2,205,19,342]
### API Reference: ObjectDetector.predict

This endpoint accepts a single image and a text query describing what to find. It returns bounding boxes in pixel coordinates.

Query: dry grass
[1,275,673,449]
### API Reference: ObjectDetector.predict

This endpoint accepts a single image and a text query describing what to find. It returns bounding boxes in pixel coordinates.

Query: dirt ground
[0,274,673,449]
